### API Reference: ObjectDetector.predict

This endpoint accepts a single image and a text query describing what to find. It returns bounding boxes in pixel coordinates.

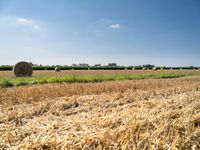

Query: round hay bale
[143,67,146,70]
[132,68,135,70]
[55,67,61,72]
[13,61,33,77]
[152,67,157,71]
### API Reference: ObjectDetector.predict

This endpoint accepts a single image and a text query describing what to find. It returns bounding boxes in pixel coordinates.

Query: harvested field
[0,76,200,149]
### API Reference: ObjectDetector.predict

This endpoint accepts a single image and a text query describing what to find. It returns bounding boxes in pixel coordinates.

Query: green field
[1,71,200,88]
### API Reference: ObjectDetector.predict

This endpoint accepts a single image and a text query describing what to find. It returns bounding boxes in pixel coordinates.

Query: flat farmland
[0,70,200,88]
[1,69,200,78]
[0,70,200,149]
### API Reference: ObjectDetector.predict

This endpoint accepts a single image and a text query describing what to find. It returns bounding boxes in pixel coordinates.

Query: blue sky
[0,0,200,66]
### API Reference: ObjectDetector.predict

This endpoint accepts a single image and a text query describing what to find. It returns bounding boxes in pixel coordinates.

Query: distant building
[79,63,89,67]
[108,63,117,67]
[72,64,77,67]
[94,64,101,67]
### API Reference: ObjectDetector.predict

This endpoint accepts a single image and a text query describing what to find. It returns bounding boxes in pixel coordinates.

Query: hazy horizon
[0,0,200,66]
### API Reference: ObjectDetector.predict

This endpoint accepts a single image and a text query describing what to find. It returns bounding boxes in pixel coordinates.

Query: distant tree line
[0,63,199,71]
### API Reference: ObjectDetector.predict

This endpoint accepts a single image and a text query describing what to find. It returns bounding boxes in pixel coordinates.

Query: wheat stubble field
[0,70,200,149]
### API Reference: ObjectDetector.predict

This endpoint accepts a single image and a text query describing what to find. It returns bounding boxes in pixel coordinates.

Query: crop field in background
[0,70,200,88]
[1,70,200,78]
[0,70,200,149]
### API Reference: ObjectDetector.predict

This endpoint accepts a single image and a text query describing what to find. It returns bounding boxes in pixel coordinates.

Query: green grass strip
[0,71,200,88]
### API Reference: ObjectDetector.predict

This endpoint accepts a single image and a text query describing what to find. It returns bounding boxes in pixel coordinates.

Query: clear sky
[0,0,200,66]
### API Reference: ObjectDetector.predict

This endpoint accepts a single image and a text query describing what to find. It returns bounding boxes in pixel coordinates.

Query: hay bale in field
[13,61,33,77]
[55,67,61,72]
[132,68,135,70]
[143,67,146,70]
[160,68,164,70]
[152,67,157,71]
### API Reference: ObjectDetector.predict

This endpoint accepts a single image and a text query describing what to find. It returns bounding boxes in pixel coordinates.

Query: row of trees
[31,63,118,67]
[0,63,199,70]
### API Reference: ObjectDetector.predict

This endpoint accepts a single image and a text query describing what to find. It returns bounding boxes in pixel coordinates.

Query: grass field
[0,70,200,149]
[0,70,200,88]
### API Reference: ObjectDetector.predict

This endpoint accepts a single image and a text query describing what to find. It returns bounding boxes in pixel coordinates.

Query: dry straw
[13,61,33,77]
[0,77,200,149]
